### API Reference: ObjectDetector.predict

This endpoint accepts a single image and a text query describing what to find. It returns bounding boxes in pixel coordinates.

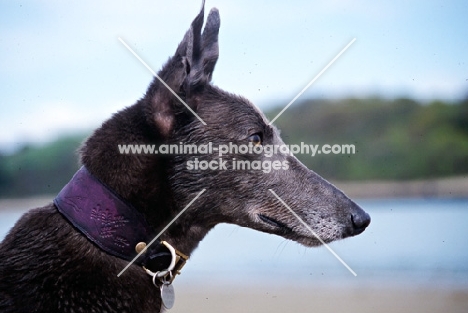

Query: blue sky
[1,0,467,151]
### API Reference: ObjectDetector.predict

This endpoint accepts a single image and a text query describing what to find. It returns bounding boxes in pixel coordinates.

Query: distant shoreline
[333,176,468,199]
[1,176,467,211]
[0,196,54,212]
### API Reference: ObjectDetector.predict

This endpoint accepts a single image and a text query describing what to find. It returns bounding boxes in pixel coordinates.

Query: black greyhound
[0,3,370,312]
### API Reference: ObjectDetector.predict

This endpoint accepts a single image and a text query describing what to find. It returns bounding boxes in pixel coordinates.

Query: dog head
[143,3,370,248]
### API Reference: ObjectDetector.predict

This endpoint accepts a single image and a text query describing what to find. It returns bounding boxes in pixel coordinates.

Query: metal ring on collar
[143,241,177,278]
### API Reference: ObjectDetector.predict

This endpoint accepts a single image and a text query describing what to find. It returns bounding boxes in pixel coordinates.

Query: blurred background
[1,1,467,312]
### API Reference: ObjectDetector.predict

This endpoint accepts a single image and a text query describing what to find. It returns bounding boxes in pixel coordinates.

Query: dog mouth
[257,214,324,246]
[257,213,337,247]
[258,214,292,233]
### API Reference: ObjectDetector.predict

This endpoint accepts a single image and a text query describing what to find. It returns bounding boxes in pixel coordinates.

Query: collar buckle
[171,247,189,283]
[144,241,189,284]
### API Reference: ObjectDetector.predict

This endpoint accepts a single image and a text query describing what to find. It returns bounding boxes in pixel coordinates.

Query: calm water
[1,198,468,288]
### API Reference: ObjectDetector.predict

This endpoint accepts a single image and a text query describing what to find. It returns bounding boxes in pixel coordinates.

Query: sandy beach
[171,284,468,313]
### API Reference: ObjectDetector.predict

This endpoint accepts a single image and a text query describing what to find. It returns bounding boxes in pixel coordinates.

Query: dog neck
[54,166,189,276]
[78,104,215,259]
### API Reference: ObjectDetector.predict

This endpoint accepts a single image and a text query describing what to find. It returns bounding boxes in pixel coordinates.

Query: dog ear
[182,4,220,91]
[148,1,220,137]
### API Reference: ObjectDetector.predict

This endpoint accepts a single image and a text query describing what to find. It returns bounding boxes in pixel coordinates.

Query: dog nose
[350,209,371,235]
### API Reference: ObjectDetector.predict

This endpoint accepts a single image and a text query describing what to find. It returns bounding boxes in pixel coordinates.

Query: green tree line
[0,136,84,197]
[1,97,467,197]
[267,97,468,181]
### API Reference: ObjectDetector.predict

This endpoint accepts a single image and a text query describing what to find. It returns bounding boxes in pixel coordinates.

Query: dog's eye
[248,133,262,146]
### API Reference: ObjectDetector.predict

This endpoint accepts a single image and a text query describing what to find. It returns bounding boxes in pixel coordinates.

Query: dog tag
[160,283,175,310]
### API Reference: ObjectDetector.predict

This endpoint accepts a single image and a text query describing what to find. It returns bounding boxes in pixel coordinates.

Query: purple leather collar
[54,166,172,272]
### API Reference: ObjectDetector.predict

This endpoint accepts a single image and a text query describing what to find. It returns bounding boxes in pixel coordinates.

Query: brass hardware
[169,248,189,283]
[135,242,147,254]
